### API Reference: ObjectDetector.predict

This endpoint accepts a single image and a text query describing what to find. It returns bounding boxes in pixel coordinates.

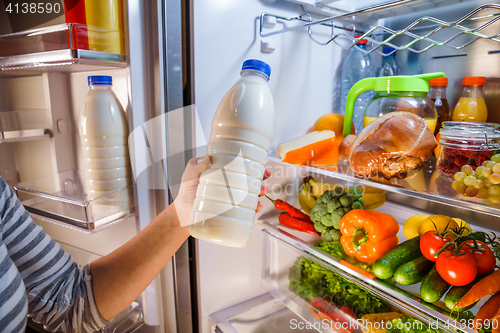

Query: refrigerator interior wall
[192,0,350,331]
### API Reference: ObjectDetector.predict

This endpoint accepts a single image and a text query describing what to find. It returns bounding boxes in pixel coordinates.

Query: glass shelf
[14,170,134,233]
[261,221,483,333]
[268,155,500,219]
[0,23,126,76]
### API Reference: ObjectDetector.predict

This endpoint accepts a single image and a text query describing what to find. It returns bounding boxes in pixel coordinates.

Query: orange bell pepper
[339,209,399,262]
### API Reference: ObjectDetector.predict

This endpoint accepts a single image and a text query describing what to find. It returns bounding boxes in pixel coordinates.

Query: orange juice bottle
[452,76,487,122]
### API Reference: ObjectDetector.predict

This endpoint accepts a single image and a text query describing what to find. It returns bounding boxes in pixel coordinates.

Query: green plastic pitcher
[342,72,446,137]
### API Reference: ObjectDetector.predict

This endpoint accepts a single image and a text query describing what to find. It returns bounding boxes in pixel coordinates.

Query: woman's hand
[173,156,271,230]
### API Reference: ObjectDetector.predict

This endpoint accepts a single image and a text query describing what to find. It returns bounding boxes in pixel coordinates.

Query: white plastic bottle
[189,60,275,248]
[79,75,131,202]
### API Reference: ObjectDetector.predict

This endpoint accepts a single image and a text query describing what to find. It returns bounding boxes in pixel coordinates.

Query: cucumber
[444,281,478,312]
[420,265,451,303]
[394,256,434,285]
[373,236,421,279]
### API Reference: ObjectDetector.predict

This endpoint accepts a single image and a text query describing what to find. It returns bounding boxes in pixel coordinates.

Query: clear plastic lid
[439,121,500,149]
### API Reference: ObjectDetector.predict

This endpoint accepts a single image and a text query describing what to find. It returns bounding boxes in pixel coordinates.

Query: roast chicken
[339,112,437,181]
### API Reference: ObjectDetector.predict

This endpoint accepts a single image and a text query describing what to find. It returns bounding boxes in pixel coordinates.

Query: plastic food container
[437,121,500,179]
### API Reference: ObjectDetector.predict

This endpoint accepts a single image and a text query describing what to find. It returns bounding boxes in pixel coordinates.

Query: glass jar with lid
[437,121,500,179]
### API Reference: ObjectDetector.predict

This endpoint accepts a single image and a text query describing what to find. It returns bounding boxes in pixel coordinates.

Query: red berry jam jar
[437,121,500,179]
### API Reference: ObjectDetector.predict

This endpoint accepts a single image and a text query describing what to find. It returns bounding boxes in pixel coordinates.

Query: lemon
[452,218,472,235]
[418,215,458,236]
[403,214,430,239]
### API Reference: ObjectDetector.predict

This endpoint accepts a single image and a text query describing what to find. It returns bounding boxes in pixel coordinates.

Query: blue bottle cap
[242,59,271,78]
[383,46,396,56]
[88,76,112,85]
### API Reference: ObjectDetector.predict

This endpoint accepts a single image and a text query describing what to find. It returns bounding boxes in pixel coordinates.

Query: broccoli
[310,187,363,242]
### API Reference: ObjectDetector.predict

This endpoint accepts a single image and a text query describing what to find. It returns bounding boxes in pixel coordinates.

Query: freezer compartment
[0,109,50,143]
[210,292,319,333]
[14,169,134,233]
[0,23,125,75]
[261,222,478,333]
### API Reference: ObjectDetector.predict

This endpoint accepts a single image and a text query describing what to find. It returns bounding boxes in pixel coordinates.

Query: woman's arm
[90,156,270,320]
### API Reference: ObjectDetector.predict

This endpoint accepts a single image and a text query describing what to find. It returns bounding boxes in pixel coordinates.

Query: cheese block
[276,130,337,166]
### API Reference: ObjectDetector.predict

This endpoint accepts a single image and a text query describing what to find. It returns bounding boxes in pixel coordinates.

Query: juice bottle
[452,76,487,122]
[189,60,275,248]
[427,77,450,135]
[84,0,125,54]
[63,0,89,50]
[79,76,131,203]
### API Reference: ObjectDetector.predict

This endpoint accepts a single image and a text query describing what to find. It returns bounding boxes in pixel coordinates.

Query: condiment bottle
[428,77,450,135]
[189,60,275,248]
[452,76,487,122]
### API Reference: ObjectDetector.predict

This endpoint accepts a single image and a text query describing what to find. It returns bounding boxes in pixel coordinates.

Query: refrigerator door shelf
[0,109,51,143]
[99,301,144,333]
[14,169,134,233]
[261,221,480,333]
[0,23,126,76]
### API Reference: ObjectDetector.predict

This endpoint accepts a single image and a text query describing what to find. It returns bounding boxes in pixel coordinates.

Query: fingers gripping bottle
[189,60,275,247]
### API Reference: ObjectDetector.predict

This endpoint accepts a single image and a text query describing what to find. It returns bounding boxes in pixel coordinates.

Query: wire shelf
[260,3,500,55]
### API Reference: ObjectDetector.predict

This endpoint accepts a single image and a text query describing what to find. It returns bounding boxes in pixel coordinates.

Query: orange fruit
[434,132,440,158]
[311,113,355,148]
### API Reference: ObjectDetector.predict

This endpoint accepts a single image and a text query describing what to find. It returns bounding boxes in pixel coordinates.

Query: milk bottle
[79,75,131,203]
[189,59,275,247]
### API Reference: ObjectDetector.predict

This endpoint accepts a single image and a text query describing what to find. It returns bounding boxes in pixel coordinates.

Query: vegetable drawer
[261,222,480,333]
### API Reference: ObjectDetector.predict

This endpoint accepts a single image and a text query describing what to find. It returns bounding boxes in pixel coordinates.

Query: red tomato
[339,305,357,319]
[420,230,452,262]
[436,250,477,286]
[329,305,357,333]
[463,240,496,275]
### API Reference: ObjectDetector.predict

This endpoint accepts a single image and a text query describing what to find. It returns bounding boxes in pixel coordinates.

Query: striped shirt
[0,177,108,332]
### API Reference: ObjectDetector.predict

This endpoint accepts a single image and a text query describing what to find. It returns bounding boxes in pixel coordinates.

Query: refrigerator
[1,0,500,332]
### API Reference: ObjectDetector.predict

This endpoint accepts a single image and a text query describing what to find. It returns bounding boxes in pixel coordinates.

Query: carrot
[493,307,500,333]
[456,270,500,309]
[474,292,500,331]
[340,260,376,280]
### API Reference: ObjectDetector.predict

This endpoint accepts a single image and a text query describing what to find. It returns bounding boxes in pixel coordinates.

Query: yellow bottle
[452,76,487,122]
[85,0,125,55]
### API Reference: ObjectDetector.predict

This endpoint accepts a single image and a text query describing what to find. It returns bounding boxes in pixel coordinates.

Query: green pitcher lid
[371,72,446,92]
[342,72,446,137]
